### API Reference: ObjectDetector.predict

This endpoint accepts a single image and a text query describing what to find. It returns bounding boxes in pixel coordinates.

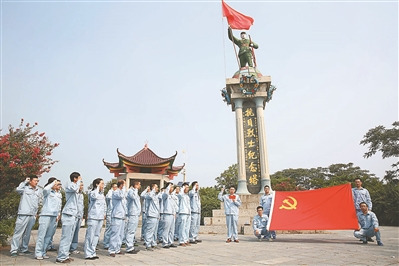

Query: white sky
[2,1,398,188]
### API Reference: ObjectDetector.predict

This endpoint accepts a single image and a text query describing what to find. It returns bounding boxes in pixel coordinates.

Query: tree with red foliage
[0,119,59,195]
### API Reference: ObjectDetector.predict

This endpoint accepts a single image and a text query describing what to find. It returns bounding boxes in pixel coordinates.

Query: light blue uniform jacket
[40,181,62,217]
[189,187,201,213]
[218,192,242,215]
[88,188,106,220]
[127,187,141,216]
[62,180,82,217]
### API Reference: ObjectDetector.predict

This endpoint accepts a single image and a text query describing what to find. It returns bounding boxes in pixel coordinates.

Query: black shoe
[362,240,368,244]
[367,237,374,242]
[93,256,99,259]
[127,249,140,254]
[189,240,197,244]
[163,245,170,249]
[85,257,96,260]
[48,248,57,252]
[196,239,202,243]
[56,259,71,264]
[169,244,178,248]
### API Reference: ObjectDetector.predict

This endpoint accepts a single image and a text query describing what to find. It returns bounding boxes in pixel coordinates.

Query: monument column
[254,97,271,192]
[234,98,250,195]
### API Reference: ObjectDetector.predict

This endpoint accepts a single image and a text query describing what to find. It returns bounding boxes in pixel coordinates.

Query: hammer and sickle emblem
[279,196,297,210]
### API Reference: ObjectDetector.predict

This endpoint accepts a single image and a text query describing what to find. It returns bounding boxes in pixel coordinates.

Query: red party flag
[222,0,254,30]
[268,183,358,230]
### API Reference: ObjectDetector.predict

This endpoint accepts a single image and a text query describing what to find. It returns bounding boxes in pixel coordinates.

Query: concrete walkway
[0,226,398,265]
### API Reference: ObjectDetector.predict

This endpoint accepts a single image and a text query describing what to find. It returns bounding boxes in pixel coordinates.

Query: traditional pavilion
[103,144,184,189]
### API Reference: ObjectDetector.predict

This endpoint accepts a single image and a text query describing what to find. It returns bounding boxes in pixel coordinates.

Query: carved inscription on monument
[242,107,261,194]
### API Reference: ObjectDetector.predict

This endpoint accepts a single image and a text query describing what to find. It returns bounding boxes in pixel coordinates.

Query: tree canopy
[360,121,399,182]
[0,119,59,194]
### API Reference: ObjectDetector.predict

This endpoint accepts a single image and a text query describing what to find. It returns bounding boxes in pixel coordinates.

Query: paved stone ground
[0,226,398,265]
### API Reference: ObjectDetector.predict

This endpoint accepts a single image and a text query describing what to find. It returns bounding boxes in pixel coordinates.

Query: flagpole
[249,34,257,68]
[228,26,241,71]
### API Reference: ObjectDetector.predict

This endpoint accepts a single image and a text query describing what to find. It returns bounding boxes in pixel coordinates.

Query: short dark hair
[240,31,246,35]
[70,172,81,182]
[133,181,140,187]
[117,180,125,187]
[150,182,158,190]
[264,185,270,189]
[354,178,362,182]
[45,177,57,187]
[229,185,235,190]
[257,206,263,211]
[359,202,368,207]
[191,181,198,187]
[91,178,103,191]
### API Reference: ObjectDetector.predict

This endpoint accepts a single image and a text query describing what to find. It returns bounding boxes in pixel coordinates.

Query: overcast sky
[2,0,398,189]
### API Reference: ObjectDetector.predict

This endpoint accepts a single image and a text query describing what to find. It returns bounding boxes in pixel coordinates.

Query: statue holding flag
[228,27,258,68]
[222,0,259,69]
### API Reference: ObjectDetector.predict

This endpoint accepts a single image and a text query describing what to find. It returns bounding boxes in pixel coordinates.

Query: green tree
[215,164,238,189]
[360,121,399,182]
[360,121,399,225]
[0,120,59,245]
[0,119,59,195]
[199,186,220,225]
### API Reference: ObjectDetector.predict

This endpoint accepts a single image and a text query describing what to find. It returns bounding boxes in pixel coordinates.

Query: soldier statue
[228,27,259,68]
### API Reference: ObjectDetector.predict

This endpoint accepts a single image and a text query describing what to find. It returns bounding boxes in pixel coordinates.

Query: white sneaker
[71,250,80,254]
[36,257,43,260]
[43,255,50,259]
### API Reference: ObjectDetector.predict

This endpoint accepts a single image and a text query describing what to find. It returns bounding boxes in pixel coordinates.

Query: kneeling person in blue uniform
[252,206,271,241]
[354,202,383,246]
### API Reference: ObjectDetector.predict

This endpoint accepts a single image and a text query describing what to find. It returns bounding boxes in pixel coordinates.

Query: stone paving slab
[0,226,398,265]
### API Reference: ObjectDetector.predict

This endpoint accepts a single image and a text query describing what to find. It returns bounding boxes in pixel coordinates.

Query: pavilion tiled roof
[117,146,177,166]
[103,144,184,175]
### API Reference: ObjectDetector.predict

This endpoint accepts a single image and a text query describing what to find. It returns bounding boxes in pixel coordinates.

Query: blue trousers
[179,214,190,244]
[46,220,57,250]
[70,217,82,251]
[126,215,139,252]
[122,219,128,244]
[35,216,57,257]
[354,227,381,242]
[254,228,268,239]
[158,214,165,241]
[109,218,125,254]
[141,212,147,240]
[174,214,181,240]
[162,214,175,246]
[226,214,238,240]
[189,212,200,241]
[57,214,77,261]
[264,211,276,239]
[84,219,103,258]
[144,217,158,248]
[10,215,36,254]
[103,214,112,248]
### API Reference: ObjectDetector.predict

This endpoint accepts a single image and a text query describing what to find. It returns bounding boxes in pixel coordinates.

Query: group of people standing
[8,174,385,263]
[217,184,277,243]
[9,173,203,264]
[219,179,384,247]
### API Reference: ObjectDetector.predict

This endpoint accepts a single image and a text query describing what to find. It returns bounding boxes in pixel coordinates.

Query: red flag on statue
[222,0,254,30]
[268,183,358,230]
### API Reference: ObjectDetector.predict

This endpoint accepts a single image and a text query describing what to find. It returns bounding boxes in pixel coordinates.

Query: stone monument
[222,29,277,195]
